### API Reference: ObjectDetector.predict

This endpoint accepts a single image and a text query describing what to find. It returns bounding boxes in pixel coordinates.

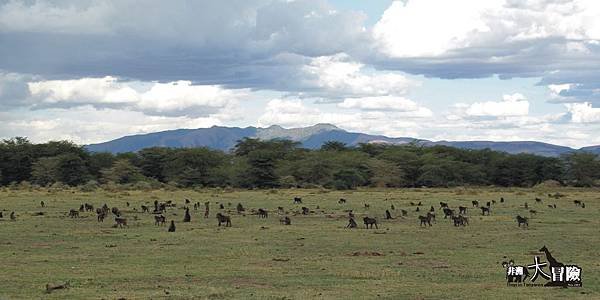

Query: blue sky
[1,0,600,148]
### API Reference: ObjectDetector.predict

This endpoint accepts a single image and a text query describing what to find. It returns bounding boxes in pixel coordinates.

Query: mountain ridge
[85,124,600,157]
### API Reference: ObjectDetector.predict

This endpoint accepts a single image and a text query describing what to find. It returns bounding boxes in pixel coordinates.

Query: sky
[2,0,600,148]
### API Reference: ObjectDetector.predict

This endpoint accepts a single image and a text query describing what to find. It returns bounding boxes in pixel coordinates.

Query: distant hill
[85,124,598,156]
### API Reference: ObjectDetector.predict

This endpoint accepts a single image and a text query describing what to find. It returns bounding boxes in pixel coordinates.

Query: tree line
[1,137,599,189]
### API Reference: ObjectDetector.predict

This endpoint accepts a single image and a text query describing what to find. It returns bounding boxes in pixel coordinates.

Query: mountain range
[85,124,599,157]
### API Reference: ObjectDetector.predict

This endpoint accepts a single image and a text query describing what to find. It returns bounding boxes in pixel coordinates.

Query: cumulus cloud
[18,76,247,118]
[464,93,529,117]
[338,96,433,117]
[564,102,600,123]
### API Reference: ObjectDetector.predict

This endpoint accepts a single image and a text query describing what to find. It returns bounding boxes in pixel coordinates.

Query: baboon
[338,198,346,204]
[410,202,416,206]
[40,201,45,208]
[46,281,70,294]
[418,214,432,227]
[500,197,505,203]
[430,206,435,212]
[573,200,581,206]
[277,206,284,214]
[364,204,370,209]
[114,217,128,228]
[472,200,479,207]
[524,202,529,209]
[126,202,130,207]
[237,203,245,213]
[401,209,408,217]
[0,211,3,218]
[535,197,542,203]
[427,212,436,223]
[442,208,454,219]
[516,215,528,227]
[547,205,554,208]
[385,210,393,220]
[10,211,15,220]
[216,213,231,227]
[154,200,159,211]
[154,215,166,226]
[219,203,224,209]
[168,220,176,232]
[481,207,490,215]
[492,200,496,205]
[440,201,448,208]
[391,204,395,210]
[193,203,198,210]
[141,205,149,213]
[258,208,268,218]
[415,206,420,212]
[529,209,537,214]
[111,207,121,217]
[348,210,355,218]
[68,209,79,218]
[301,207,309,215]
[459,206,467,214]
[582,202,586,208]
[417,201,422,206]
[346,218,358,228]
[204,201,210,218]
[79,204,84,212]
[204,209,209,218]
[279,216,291,225]
[183,208,191,222]
[363,217,378,229]
[84,203,94,212]
[293,197,302,204]
[185,199,190,204]
[97,211,106,222]
[452,215,468,226]
[486,201,491,207]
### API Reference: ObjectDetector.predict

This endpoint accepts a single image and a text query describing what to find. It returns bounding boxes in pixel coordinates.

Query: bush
[80,180,99,192]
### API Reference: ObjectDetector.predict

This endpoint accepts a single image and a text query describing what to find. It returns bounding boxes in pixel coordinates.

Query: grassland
[0,187,598,299]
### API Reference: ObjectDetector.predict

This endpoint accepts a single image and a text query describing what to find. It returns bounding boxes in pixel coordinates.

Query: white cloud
[338,95,432,117]
[464,93,529,117]
[26,76,245,118]
[565,102,600,123]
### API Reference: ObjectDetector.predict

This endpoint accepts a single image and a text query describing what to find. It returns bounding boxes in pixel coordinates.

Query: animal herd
[0,193,589,233]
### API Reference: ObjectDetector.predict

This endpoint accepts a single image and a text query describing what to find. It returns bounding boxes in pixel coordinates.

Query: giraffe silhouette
[539,245,566,287]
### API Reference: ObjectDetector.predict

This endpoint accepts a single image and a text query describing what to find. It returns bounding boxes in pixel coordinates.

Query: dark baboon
[582,202,586,208]
[141,205,149,213]
[258,208,268,218]
[301,207,309,215]
[216,213,231,227]
[346,218,358,228]
[236,203,245,213]
[279,216,291,225]
[168,220,176,232]
[500,197,505,203]
[401,209,408,217]
[427,212,436,223]
[45,281,70,294]
[84,203,94,212]
[364,203,370,209]
[363,217,378,229]
[516,215,528,227]
[529,209,537,214]
[111,207,121,217]
[40,201,45,208]
[524,202,528,209]
[385,210,393,220]
[452,215,468,226]
[183,208,191,222]
[277,206,284,214]
[535,197,542,203]
[293,197,302,204]
[417,202,422,206]
[391,204,395,210]
[97,211,106,222]
[481,207,490,215]
[79,204,84,212]
[418,214,432,227]
[472,200,479,207]
[126,202,130,207]
[415,206,420,212]
[409,202,416,206]
[193,203,198,210]
[442,208,454,219]
[430,206,435,212]
[219,203,224,209]
[10,211,15,220]
[486,201,491,207]
[68,209,79,218]
[338,198,346,204]
[185,199,190,204]
[348,210,355,218]
[459,206,467,214]
[114,217,128,228]
[155,215,166,226]
[440,201,448,208]
[0,211,3,218]
[492,200,496,205]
